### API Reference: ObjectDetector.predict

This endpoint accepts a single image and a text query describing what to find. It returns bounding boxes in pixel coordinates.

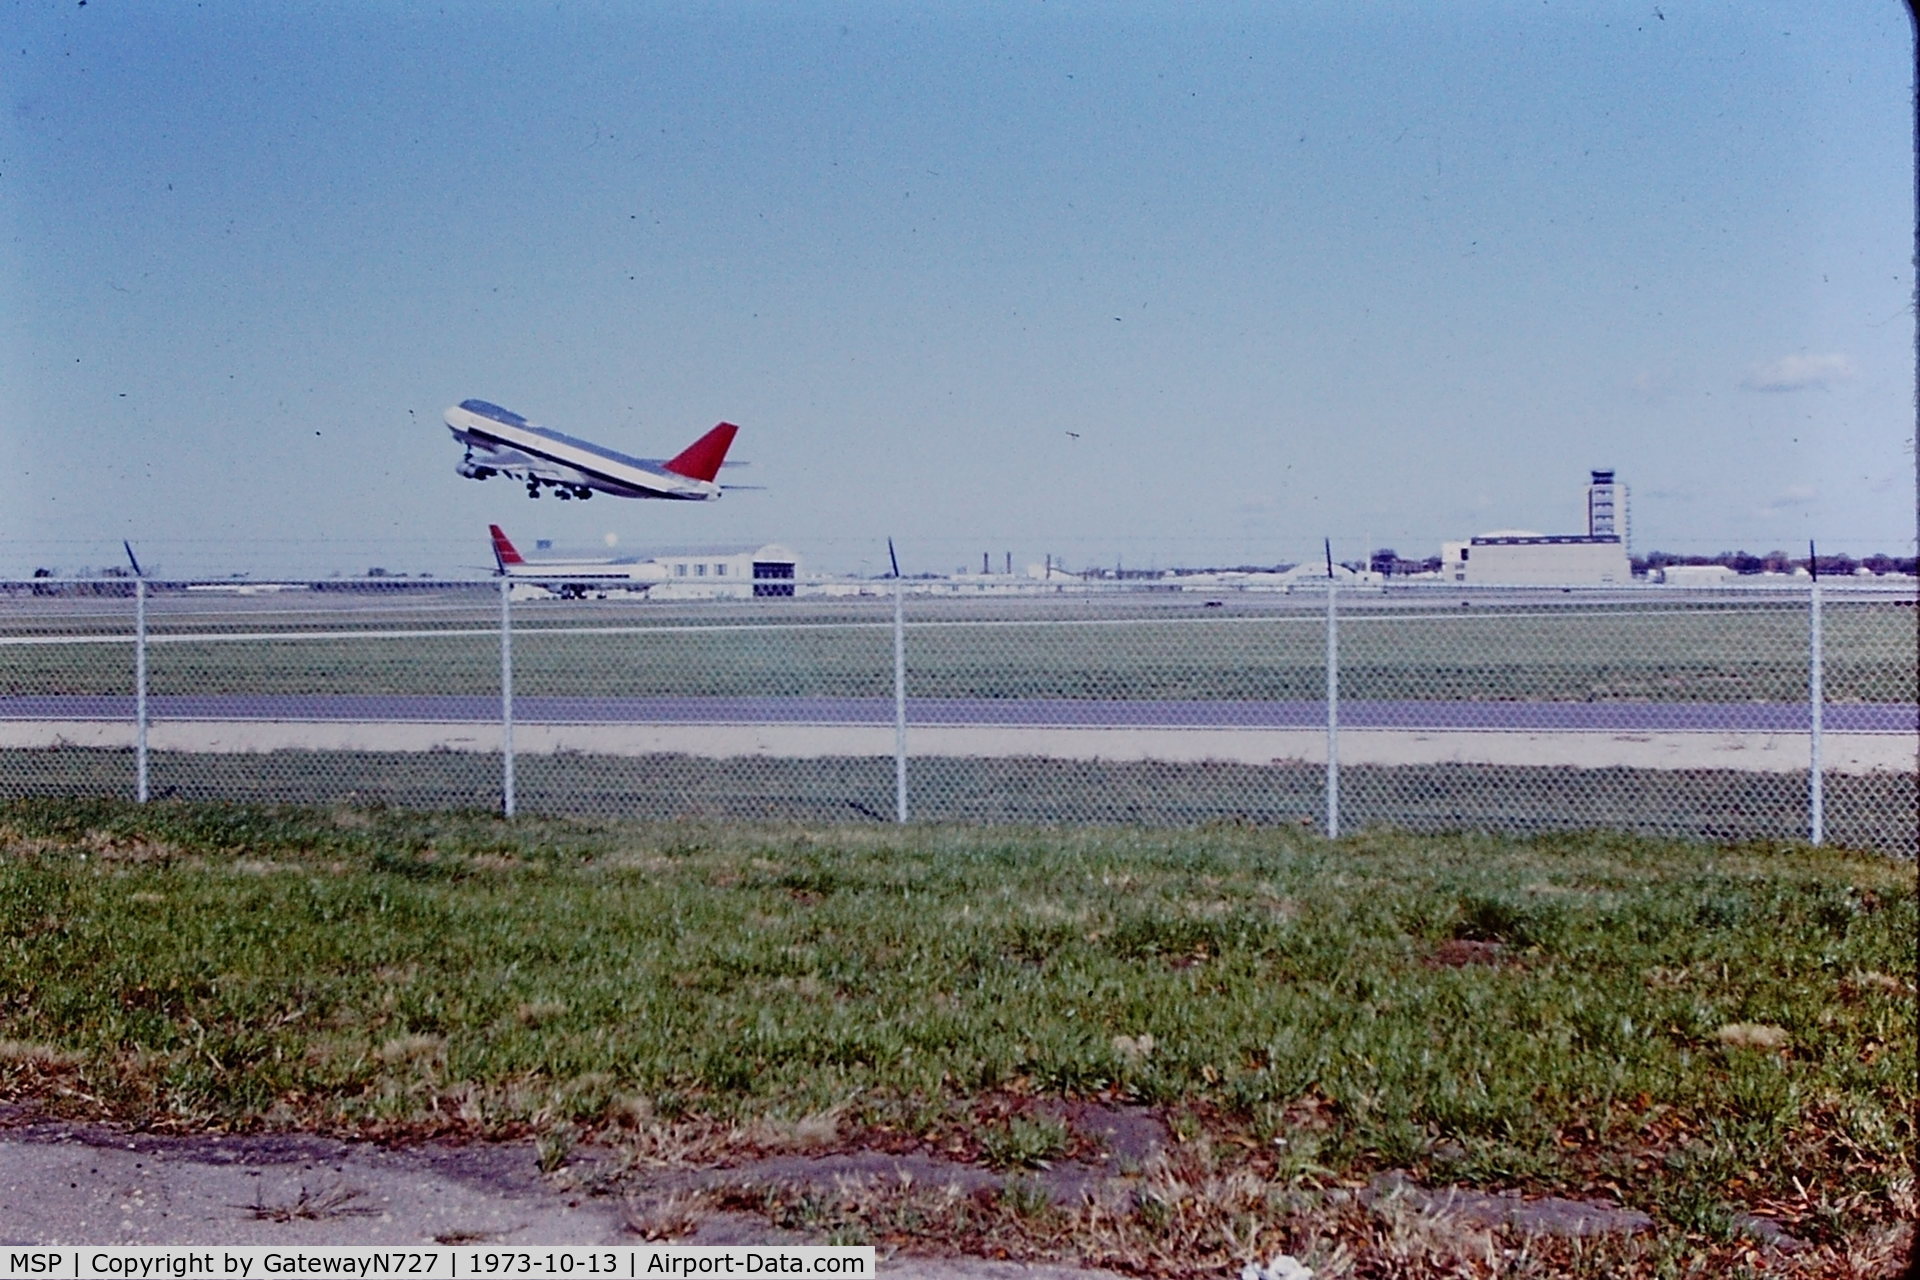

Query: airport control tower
[1587,470,1628,549]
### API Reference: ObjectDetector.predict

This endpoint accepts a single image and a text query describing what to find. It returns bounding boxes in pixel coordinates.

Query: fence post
[1325,580,1339,839]
[893,574,908,823]
[135,576,149,804]
[501,577,516,818]
[1808,578,1823,845]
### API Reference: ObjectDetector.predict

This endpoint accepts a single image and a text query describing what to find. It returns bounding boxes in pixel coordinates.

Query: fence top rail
[0,578,1914,616]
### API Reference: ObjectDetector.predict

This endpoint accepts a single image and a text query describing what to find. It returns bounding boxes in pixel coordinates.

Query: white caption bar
[0,1246,876,1280]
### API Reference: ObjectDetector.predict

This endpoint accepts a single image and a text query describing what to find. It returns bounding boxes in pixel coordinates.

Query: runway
[0,693,1914,732]
[2,694,1913,774]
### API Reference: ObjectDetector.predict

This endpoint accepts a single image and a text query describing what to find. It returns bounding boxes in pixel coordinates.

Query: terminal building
[1441,471,1632,585]
[508,542,800,600]
[643,544,800,598]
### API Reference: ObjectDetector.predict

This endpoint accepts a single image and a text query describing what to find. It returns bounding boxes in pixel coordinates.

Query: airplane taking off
[446,399,739,500]
[487,525,666,596]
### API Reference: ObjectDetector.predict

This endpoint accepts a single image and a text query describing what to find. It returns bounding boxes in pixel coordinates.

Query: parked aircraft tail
[489,525,527,572]
[663,422,740,482]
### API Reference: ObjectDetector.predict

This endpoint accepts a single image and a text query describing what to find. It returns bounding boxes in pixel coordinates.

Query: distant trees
[1630,550,1916,577]
[1370,548,1435,578]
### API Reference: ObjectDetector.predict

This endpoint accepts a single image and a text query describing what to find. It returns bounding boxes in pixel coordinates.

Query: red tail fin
[663,422,739,482]
[488,525,525,570]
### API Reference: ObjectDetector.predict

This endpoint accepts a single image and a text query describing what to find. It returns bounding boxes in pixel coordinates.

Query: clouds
[1629,351,1864,400]
[1742,353,1857,393]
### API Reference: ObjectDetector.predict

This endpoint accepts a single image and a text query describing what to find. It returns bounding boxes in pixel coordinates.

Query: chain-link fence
[2,576,1913,854]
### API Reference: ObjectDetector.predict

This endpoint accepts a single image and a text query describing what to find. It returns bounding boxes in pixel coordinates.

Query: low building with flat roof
[648,544,799,598]
[1441,533,1631,585]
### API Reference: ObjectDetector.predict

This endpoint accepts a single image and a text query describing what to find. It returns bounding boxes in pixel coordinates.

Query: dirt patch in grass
[1422,938,1511,968]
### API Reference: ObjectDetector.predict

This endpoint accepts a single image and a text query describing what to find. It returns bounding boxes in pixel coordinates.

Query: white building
[1441,533,1632,585]
[649,544,800,598]
[1440,469,1635,585]
[1657,563,1737,586]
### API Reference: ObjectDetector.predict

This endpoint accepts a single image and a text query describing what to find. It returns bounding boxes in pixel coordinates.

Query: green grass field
[0,799,1911,1274]
[3,594,1913,704]
[3,747,1915,854]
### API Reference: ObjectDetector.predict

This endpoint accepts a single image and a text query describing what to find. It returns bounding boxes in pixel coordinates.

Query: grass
[0,798,1912,1275]
[3,593,1913,704]
[3,748,1914,855]
[243,1182,377,1221]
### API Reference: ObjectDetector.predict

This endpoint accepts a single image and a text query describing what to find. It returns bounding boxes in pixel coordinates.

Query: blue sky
[3,0,1912,578]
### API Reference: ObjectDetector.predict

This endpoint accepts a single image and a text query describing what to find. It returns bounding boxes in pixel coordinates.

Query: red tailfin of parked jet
[663,422,739,482]
[489,525,526,571]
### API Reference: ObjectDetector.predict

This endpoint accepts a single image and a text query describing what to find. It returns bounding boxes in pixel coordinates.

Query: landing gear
[519,477,589,500]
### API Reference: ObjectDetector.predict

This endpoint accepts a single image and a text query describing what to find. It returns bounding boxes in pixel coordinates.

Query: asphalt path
[0,1119,1133,1277]
[1,694,1914,733]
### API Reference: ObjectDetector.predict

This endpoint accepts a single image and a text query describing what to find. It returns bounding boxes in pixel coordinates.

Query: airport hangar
[652,544,800,598]
[510,542,800,600]
[1439,470,1633,585]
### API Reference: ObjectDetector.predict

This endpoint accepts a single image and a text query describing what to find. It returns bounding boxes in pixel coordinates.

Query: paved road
[3,694,1914,733]
[0,1122,1128,1278]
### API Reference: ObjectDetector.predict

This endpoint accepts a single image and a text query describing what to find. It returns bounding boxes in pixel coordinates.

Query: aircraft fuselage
[445,400,735,501]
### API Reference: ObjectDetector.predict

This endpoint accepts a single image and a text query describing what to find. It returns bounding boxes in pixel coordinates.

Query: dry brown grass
[375,1033,447,1067]
[624,1189,718,1240]
[514,999,569,1026]
[242,1181,377,1222]
[681,1137,1920,1279]
[1713,1022,1792,1051]
[0,1040,86,1071]
[739,1108,846,1154]
[81,829,181,862]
